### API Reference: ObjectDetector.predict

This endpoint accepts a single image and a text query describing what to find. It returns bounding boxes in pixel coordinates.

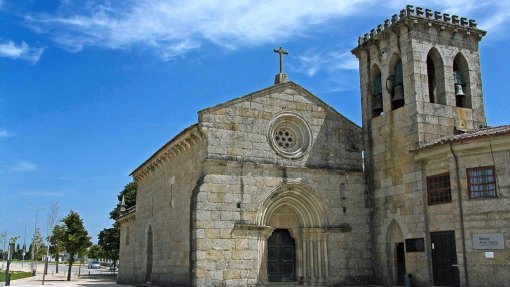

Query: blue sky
[1,0,509,244]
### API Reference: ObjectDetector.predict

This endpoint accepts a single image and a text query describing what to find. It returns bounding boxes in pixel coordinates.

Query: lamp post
[17,220,30,268]
[30,207,45,276]
[5,237,18,286]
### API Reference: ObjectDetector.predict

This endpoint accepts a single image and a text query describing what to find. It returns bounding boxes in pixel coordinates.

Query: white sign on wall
[473,234,505,250]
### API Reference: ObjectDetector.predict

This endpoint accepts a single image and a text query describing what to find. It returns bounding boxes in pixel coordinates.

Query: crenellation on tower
[354,5,486,50]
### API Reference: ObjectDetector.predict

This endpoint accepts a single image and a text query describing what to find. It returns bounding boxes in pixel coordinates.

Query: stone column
[289,229,303,280]
[256,227,275,285]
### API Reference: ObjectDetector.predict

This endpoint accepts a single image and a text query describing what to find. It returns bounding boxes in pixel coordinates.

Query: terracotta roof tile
[414,125,510,151]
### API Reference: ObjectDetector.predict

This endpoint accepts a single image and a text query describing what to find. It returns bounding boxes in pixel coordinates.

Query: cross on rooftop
[273,47,288,74]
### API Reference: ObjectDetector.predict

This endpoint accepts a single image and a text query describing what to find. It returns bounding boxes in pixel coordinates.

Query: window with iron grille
[427,173,452,205]
[467,166,497,199]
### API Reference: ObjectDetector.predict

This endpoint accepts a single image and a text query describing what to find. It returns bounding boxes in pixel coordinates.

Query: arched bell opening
[387,54,405,110]
[453,53,472,108]
[427,48,446,105]
[371,64,383,118]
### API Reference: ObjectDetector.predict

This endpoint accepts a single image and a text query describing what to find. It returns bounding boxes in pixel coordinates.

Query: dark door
[268,229,295,282]
[431,231,459,286]
[396,242,406,285]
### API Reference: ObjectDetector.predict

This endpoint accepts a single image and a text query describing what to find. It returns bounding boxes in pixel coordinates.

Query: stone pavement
[0,272,134,287]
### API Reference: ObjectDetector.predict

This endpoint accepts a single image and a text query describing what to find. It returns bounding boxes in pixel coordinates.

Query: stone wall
[192,160,371,286]
[117,212,136,284]
[199,82,362,170]
[193,84,370,286]
[416,135,510,287]
[132,128,207,286]
[352,5,487,287]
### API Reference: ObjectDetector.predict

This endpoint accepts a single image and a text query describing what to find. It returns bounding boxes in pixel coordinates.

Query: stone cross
[274,47,288,73]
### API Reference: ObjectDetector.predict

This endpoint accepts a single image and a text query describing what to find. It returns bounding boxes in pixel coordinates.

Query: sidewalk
[0,272,134,287]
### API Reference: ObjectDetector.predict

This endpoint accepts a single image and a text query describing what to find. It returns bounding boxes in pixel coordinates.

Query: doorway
[431,231,459,286]
[395,242,406,285]
[267,229,295,282]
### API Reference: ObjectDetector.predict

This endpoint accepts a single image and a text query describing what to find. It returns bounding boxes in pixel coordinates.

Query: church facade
[117,6,510,287]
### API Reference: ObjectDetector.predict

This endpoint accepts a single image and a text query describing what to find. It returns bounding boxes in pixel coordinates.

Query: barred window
[467,166,497,199]
[427,173,452,205]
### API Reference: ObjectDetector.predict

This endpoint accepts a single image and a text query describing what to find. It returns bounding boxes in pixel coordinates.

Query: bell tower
[352,5,486,286]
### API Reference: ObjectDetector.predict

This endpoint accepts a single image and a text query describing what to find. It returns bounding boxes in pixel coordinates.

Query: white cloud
[11,161,38,172]
[20,0,510,61]
[0,40,44,64]
[293,50,358,77]
[25,0,372,60]
[0,129,13,139]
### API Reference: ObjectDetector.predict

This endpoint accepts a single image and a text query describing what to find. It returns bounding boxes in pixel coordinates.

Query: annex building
[117,6,510,287]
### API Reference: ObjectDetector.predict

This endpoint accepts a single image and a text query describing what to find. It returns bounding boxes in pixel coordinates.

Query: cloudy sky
[1,0,509,244]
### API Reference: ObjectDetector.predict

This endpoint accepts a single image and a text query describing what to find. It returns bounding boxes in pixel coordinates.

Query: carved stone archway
[257,183,330,286]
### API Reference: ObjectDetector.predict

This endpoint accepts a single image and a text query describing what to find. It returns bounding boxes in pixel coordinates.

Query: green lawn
[0,271,33,282]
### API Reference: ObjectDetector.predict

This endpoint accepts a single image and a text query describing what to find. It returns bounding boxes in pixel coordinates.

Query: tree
[87,244,105,261]
[98,224,120,265]
[61,211,91,281]
[110,181,137,219]
[49,224,65,273]
[32,227,46,260]
[97,181,137,266]
[43,201,59,283]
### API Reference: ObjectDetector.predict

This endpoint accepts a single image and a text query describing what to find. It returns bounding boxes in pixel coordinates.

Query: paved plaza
[0,263,133,287]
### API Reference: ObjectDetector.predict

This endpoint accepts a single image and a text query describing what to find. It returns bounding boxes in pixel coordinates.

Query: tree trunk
[56,256,59,273]
[67,254,74,281]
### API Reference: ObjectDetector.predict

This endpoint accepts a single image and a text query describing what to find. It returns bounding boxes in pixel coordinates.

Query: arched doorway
[145,225,153,283]
[386,220,405,286]
[257,184,330,285]
[268,229,295,282]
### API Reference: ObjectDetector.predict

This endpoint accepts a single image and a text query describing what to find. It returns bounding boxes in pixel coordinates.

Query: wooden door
[396,242,406,285]
[431,231,459,286]
[268,229,295,282]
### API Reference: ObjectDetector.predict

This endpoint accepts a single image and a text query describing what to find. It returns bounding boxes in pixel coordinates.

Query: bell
[455,83,465,97]
[373,94,383,114]
[392,84,404,104]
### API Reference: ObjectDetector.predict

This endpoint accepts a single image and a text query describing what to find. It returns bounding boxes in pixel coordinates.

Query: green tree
[110,181,137,219]
[61,211,91,281]
[98,224,120,265]
[97,181,137,266]
[32,227,46,261]
[49,224,65,273]
[87,244,105,261]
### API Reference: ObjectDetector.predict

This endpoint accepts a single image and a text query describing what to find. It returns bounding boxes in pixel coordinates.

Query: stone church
[117,6,510,287]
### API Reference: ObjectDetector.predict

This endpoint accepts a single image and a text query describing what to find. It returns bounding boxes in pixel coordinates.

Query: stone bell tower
[352,5,486,286]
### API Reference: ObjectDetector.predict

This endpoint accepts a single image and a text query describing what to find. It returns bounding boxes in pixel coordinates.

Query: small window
[427,173,452,205]
[467,166,497,198]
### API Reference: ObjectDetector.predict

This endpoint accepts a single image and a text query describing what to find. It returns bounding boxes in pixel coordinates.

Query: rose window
[268,112,312,159]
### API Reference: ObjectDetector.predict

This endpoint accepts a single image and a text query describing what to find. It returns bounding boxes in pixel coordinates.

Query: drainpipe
[449,142,469,286]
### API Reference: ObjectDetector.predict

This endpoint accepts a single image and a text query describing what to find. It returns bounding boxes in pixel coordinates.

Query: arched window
[387,55,405,110]
[371,65,383,117]
[427,56,436,103]
[453,53,471,108]
[427,48,446,104]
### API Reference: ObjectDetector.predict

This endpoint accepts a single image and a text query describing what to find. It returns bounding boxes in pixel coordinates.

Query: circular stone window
[268,112,313,159]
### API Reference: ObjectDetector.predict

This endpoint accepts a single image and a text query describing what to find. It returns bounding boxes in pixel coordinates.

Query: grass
[0,271,33,282]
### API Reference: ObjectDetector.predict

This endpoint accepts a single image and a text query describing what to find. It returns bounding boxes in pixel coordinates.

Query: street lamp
[29,207,45,276]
